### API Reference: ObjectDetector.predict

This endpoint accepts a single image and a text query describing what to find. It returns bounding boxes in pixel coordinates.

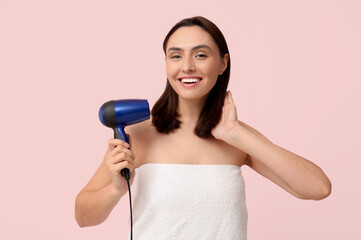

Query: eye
[195,53,207,58]
[170,54,181,59]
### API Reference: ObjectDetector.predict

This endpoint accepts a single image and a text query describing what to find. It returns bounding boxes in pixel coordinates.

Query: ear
[219,53,229,75]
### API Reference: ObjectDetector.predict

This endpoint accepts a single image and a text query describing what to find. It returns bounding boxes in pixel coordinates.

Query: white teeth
[180,78,200,83]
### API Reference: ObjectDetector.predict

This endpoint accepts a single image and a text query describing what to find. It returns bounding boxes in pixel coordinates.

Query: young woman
[75,16,331,239]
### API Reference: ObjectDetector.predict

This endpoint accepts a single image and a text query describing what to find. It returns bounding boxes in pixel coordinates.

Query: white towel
[127,163,247,240]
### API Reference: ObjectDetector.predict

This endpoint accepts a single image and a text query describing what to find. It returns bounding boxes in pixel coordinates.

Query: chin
[177,92,210,102]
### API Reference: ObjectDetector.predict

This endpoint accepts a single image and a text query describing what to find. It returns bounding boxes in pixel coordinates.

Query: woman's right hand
[104,138,136,193]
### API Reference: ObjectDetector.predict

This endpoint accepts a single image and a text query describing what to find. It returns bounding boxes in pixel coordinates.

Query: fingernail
[124,142,130,148]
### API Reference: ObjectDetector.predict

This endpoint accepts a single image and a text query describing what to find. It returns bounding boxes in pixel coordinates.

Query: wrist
[221,121,243,142]
[109,183,125,199]
[222,122,256,153]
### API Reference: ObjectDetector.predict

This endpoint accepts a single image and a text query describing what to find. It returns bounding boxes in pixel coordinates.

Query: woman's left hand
[211,90,240,141]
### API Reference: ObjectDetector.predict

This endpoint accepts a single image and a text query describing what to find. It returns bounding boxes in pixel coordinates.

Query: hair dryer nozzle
[98,99,150,132]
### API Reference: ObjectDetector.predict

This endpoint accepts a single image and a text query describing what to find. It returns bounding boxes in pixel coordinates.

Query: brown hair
[151,16,231,138]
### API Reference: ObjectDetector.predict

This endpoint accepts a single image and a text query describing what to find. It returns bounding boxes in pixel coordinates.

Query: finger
[107,155,134,173]
[108,138,130,149]
[111,145,135,159]
[227,90,234,104]
[223,91,230,105]
[112,152,134,165]
[112,160,135,174]
[108,138,130,148]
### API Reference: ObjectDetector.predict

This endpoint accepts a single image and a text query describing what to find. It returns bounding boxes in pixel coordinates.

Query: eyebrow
[167,44,211,52]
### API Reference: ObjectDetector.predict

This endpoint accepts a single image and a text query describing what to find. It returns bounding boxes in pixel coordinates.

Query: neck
[177,96,208,128]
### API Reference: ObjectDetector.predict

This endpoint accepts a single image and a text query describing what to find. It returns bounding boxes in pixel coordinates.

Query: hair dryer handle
[113,125,129,143]
[113,125,131,179]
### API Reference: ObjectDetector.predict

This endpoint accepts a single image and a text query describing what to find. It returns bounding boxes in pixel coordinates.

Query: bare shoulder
[126,118,153,135]
[125,118,158,145]
[124,118,158,167]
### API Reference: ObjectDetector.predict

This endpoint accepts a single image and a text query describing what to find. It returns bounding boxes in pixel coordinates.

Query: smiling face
[165,26,229,102]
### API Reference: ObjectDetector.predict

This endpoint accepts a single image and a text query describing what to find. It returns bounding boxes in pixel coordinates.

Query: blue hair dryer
[99,99,150,179]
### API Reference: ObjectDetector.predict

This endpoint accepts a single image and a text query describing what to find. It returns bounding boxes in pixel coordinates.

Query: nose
[182,56,195,73]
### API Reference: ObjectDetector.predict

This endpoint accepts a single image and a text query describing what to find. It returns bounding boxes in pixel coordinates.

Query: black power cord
[119,133,133,240]
[123,169,133,240]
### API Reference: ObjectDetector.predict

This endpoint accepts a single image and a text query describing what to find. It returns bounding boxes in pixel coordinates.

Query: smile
[178,77,203,84]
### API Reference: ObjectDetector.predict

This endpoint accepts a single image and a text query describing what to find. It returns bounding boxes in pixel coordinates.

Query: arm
[75,139,135,227]
[212,91,331,200]
[75,179,124,227]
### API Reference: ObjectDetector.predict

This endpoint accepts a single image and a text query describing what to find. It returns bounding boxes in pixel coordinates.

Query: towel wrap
[127,163,248,240]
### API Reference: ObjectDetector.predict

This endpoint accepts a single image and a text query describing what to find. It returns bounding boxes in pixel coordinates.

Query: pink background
[0,0,360,239]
